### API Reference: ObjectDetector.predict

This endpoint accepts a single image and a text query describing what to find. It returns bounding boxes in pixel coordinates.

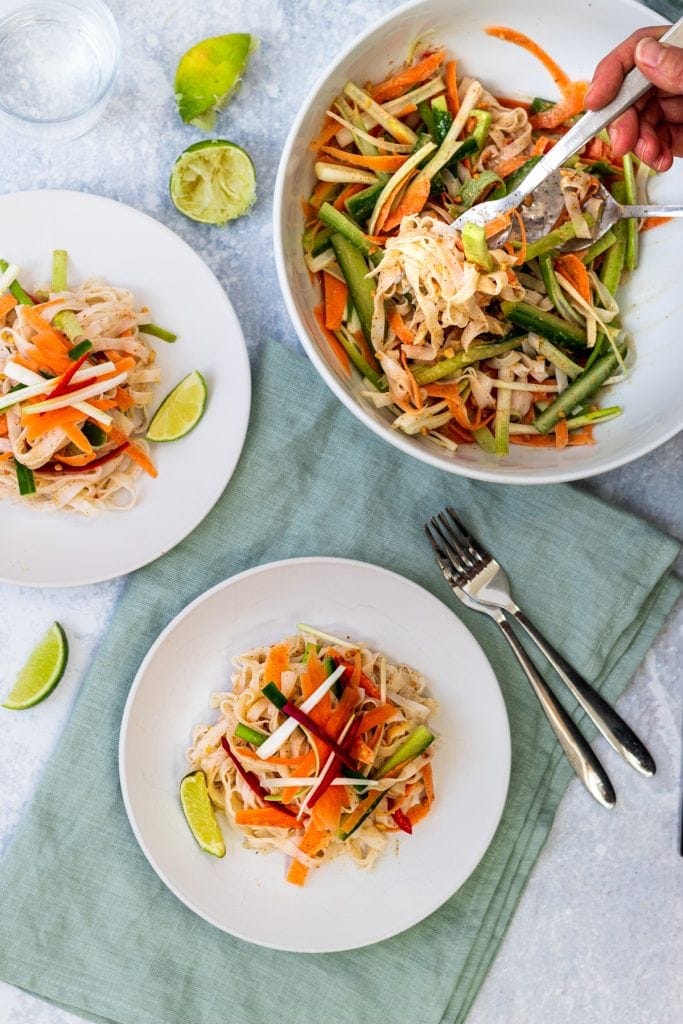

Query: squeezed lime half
[170,140,256,225]
[180,771,226,857]
[175,33,257,130]
[146,370,207,442]
[2,623,68,710]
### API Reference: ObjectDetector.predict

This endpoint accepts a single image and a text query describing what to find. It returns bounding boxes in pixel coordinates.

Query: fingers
[670,124,683,158]
[635,36,683,94]
[585,25,667,109]
[608,108,639,155]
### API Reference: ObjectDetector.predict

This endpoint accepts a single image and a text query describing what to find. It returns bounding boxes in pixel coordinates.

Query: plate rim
[118,554,512,953]
[272,0,682,485]
[0,188,251,587]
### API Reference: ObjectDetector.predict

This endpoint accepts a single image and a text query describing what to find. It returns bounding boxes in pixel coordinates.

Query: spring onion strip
[315,162,378,185]
[23,371,128,415]
[343,81,418,145]
[256,664,345,760]
[0,263,19,296]
[0,361,117,423]
[326,109,412,154]
[333,77,445,148]
[297,624,356,649]
[261,777,396,791]
[554,275,626,374]
[297,714,357,820]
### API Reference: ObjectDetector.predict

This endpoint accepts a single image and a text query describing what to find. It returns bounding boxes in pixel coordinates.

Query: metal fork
[425,515,616,808]
[427,508,656,779]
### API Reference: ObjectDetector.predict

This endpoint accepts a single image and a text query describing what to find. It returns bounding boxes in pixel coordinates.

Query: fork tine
[436,511,477,569]
[444,506,490,565]
[428,517,469,581]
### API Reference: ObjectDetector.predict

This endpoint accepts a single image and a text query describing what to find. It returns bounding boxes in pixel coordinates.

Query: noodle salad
[186,626,437,887]
[0,250,168,513]
[303,27,655,456]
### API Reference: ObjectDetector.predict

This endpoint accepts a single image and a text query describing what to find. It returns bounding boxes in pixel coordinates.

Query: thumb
[635,37,683,93]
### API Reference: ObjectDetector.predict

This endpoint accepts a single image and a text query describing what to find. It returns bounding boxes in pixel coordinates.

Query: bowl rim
[272,0,681,485]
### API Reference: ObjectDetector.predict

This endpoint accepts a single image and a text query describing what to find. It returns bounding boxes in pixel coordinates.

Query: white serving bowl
[274,0,683,484]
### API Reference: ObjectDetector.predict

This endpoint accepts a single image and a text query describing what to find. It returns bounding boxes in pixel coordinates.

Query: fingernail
[635,37,663,67]
[609,125,620,149]
[654,153,669,172]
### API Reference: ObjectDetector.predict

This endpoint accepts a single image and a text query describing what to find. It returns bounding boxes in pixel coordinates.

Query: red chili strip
[53,374,98,398]
[338,660,382,700]
[46,351,91,398]
[220,736,296,817]
[307,715,362,810]
[392,809,413,834]
[281,701,359,773]
[41,441,129,474]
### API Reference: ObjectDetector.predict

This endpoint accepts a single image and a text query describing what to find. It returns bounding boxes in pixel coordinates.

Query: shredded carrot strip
[0,450,12,460]
[323,272,349,331]
[309,180,334,210]
[494,153,530,179]
[114,387,134,411]
[394,102,418,118]
[381,173,430,231]
[387,304,415,345]
[406,798,431,826]
[495,96,531,111]
[358,704,395,734]
[235,808,301,829]
[353,330,381,375]
[0,294,17,319]
[313,304,351,377]
[400,349,423,409]
[555,253,591,303]
[124,441,158,478]
[63,423,93,454]
[485,25,573,91]
[308,118,341,153]
[320,146,407,172]
[484,211,512,239]
[422,763,435,806]
[371,49,445,104]
[22,406,85,442]
[641,216,672,232]
[286,820,330,886]
[31,329,69,355]
[0,416,8,438]
[18,306,54,335]
[555,416,569,449]
[531,135,552,156]
[333,183,363,211]
[445,59,459,115]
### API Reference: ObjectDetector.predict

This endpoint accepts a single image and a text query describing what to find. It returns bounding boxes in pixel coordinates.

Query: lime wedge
[2,623,68,710]
[175,33,257,130]
[170,140,256,225]
[146,370,207,442]
[180,771,226,857]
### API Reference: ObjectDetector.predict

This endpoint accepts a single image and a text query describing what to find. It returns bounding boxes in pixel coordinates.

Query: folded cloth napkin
[0,341,679,1024]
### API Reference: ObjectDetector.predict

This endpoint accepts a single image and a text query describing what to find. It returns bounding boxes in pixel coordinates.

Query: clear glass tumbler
[0,0,120,140]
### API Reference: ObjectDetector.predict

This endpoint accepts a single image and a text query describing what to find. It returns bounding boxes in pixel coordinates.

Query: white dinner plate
[119,557,511,953]
[0,190,250,587]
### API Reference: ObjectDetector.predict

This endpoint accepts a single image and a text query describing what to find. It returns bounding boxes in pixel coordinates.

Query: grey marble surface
[0,1,681,1022]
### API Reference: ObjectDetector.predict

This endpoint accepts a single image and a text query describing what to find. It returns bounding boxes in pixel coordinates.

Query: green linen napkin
[0,341,679,1024]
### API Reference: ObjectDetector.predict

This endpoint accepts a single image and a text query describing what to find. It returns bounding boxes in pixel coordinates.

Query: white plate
[0,190,250,586]
[274,0,683,484]
[119,557,511,953]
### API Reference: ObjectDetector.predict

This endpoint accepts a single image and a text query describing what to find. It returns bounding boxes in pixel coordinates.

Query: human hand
[584,26,683,172]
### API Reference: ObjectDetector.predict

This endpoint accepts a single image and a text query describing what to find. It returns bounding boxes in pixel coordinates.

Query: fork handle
[619,204,683,219]
[510,610,656,777]
[496,616,616,808]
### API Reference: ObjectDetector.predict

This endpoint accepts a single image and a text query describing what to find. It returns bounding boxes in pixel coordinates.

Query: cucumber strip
[53,309,83,341]
[622,153,638,271]
[580,230,617,265]
[335,96,378,158]
[565,406,621,430]
[421,82,483,179]
[234,722,267,747]
[494,368,512,456]
[535,337,583,378]
[411,336,525,384]
[501,300,587,350]
[52,249,68,292]
[0,259,33,305]
[319,203,377,258]
[82,421,107,447]
[14,460,36,496]
[345,182,384,224]
[417,99,434,135]
[538,254,583,325]
[462,222,494,271]
[583,332,608,372]
[458,170,506,209]
[517,214,594,261]
[67,340,93,360]
[309,226,334,258]
[504,155,542,194]
[335,327,384,390]
[599,221,627,296]
[470,109,492,149]
[532,347,625,433]
[447,135,478,169]
[330,233,375,344]
[472,424,497,453]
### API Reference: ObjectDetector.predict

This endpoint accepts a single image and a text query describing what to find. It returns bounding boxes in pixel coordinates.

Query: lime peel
[2,622,68,710]
[146,369,208,442]
[180,771,226,857]
[175,33,257,130]
[170,140,256,225]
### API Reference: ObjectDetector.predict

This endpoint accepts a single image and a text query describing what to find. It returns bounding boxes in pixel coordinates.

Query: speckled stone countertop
[0,1,681,1022]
